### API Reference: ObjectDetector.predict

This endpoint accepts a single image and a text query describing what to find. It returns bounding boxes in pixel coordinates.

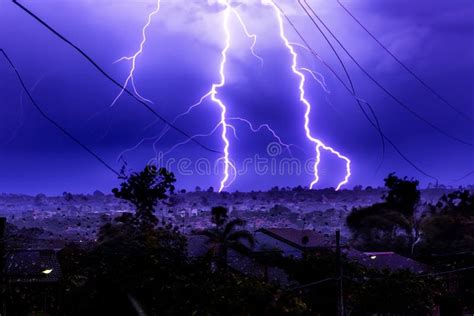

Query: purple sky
[0,0,473,194]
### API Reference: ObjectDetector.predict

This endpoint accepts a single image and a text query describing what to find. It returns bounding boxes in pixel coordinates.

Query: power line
[274,2,438,181]
[289,277,335,291]
[12,0,222,155]
[418,265,474,278]
[301,0,473,147]
[450,171,474,182]
[336,0,474,123]
[0,49,120,177]
[296,0,386,174]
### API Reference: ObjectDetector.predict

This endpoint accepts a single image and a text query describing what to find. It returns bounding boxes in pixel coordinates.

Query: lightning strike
[228,117,294,155]
[163,123,222,157]
[264,0,351,190]
[148,1,273,191]
[118,1,299,192]
[111,0,162,107]
[230,7,264,66]
[209,0,233,192]
[299,67,330,93]
[148,0,235,191]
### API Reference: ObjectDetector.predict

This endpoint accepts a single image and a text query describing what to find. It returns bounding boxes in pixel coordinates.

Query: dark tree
[351,269,444,315]
[112,165,176,226]
[347,173,422,253]
[383,172,420,217]
[210,206,229,227]
[421,190,474,253]
[279,251,442,315]
[199,206,254,269]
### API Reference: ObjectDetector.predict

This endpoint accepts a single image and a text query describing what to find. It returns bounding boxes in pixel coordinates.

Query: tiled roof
[257,228,335,249]
[3,249,62,283]
[346,249,430,273]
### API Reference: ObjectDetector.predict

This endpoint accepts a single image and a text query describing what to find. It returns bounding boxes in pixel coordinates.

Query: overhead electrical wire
[336,0,474,123]
[0,49,121,177]
[274,2,438,181]
[12,0,222,155]
[300,0,473,147]
[297,0,386,173]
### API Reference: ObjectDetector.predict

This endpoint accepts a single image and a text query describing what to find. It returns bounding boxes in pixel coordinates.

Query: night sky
[0,0,473,195]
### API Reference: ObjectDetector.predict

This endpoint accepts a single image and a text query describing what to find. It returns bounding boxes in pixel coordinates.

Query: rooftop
[347,250,430,273]
[256,228,338,250]
[3,249,62,283]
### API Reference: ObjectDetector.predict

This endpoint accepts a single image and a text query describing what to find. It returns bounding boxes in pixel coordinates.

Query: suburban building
[254,228,430,273]
[0,217,63,315]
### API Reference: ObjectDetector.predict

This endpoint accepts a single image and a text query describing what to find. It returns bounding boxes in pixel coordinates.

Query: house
[346,250,431,273]
[2,249,63,315]
[3,249,62,283]
[186,234,292,285]
[0,217,63,315]
[255,228,430,274]
[254,228,345,258]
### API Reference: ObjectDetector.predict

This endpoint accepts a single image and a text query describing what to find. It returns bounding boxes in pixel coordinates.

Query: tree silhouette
[210,206,229,227]
[199,206,255,270]
[347,173,421,253]
[112,165,176,227]
[421,190,474,253]
[383,172,420,217]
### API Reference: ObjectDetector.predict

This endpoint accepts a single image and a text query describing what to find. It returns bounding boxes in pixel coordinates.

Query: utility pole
[336,230,344,316]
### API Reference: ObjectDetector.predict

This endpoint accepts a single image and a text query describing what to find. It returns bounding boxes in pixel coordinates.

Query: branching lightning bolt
[111,0,161,106]
[299,67,331,93]
[264,0,351,190]
[228,117,294,155]
[231,6,264,66]
[121,0,235,191]
[120,0,292,192]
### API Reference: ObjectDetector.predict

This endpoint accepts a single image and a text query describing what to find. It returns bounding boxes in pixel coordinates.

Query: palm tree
[199,206,255,270]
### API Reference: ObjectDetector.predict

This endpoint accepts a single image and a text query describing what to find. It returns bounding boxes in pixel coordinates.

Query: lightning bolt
[228,117,294,155]
[118,0,306,192]
[264,0,351,190]
[205,0,233,192]
[299,67,331,94]
[120,0,236,191]
[111,0,162,107]
[162,123,225,157]
[121,1,292,192]
[231,6,264,66]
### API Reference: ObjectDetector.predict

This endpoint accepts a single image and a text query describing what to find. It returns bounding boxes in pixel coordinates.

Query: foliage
[350,269,444,315]
[420,190,474,253]
[198,206,255,269]
[58,228,308,315]
[147,259,310,315]
[279,251,365,315]
[211,205,229,227]
[383,172,420,216]
[347,173,421,253]
[59,220,187,315]
[57,170,309,315]
[278,251,442,315]
[112,165,176,226]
